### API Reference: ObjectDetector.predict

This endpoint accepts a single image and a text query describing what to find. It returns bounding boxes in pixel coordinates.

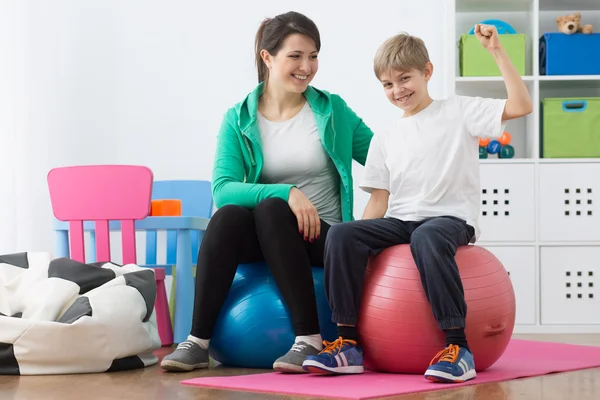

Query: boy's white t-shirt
[360,95,507,242]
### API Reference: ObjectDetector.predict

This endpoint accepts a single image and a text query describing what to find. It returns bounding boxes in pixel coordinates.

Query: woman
[161,11,373,373]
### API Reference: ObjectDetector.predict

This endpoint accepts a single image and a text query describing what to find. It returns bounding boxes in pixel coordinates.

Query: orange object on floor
[151,199,182,216]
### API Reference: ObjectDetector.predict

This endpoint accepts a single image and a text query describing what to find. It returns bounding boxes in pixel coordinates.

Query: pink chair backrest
[47,165,153,265]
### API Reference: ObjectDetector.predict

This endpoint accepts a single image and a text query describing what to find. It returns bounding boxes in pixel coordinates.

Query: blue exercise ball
[209,262,337,368]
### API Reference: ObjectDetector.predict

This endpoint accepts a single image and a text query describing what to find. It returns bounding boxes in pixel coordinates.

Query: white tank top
[257,102,342,225]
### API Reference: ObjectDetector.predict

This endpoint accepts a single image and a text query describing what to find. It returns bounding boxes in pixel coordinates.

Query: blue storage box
[540,33,600,75]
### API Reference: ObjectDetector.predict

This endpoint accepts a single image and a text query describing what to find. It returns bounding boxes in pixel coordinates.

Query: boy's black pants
[324,216,475,330]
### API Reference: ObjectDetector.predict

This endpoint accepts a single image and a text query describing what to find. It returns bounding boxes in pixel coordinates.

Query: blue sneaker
[424,344,476,383]
[302,337,364,374]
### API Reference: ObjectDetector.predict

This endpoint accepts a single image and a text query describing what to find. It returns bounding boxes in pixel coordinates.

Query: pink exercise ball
[357,244,515,374]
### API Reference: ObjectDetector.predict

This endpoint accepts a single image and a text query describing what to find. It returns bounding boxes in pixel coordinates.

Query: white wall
[0,1,18,253]
[0,0,450,255]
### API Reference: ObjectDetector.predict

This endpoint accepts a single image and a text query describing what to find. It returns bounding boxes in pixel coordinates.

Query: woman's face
[262,33,319,93]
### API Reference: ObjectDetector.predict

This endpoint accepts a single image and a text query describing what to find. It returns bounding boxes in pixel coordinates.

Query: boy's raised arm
[475,24,533,121]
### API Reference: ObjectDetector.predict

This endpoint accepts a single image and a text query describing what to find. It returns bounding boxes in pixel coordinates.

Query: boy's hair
[373,33,430,79]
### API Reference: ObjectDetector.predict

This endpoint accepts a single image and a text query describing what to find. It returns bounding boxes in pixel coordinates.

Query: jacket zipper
[329,113,345,186]
[330,111,337,148]
[327,112,351,220]
[242,131,256,166]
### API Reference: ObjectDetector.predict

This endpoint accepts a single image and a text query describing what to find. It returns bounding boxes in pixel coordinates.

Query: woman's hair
[254,11,321,83]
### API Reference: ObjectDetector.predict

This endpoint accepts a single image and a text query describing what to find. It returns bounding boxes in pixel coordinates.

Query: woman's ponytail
[255,18,271,83]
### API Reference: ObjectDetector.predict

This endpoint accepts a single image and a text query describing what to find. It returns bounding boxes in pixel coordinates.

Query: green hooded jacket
[211,82,374,222]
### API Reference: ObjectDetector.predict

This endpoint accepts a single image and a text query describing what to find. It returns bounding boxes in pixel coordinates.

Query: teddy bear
[556,12,593,34]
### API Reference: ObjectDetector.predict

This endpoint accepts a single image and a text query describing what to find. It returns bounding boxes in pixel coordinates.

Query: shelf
[538,158,600,163]
[456,0,533,12]
[455,76,535,96]
[539,0,600,11]
[540,78,600,98]
[478,159,600,164]
[539,75,600,81]
[457,76,600,82]
[479,159,536,164]
[538,241,600,246]
[459,0,600,12]
[456,76,535,82]
[476,241,536,246]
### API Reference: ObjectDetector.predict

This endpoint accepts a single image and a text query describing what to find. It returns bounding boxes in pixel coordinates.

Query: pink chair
[47,165,173,346]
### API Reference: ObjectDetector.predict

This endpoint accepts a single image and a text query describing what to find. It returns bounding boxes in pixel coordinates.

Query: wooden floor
[2,334,600,400]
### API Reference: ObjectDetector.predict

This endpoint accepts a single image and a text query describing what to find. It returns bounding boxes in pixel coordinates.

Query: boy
[301,25,532,383]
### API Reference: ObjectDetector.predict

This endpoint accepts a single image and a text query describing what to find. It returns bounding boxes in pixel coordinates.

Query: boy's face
[380,63,433,116]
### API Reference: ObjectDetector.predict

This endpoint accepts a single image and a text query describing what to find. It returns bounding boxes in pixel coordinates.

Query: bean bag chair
[0,252,161,375]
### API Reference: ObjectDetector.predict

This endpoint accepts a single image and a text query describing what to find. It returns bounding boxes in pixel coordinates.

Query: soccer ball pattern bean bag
[0,252,161,375]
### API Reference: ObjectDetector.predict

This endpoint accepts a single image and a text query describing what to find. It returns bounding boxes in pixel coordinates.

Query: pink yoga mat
[181,339,600,399]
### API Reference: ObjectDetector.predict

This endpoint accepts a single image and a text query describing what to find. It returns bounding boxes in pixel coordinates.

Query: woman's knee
[207,204,254,236]
[253,197,294,221]
[211,204,249,222]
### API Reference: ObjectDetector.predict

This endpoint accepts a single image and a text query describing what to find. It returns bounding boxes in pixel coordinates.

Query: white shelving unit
[450,0,600,334]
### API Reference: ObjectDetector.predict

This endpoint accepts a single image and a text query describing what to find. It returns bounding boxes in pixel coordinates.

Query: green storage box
[459,34,526,76]
[541,98,600,158]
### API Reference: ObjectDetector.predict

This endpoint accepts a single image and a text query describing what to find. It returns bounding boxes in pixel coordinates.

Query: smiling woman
[255,13,320,91]
[160,11,374,374]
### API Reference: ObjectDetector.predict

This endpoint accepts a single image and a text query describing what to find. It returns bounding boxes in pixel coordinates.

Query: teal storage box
[541,98,600,158]
[459,34,526,76]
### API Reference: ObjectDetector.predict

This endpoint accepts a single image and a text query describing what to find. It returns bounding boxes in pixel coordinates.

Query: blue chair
[144,180,213,342]
[146,180,213,267]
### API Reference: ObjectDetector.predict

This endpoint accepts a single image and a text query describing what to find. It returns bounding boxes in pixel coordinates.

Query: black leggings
[190,197,331,339]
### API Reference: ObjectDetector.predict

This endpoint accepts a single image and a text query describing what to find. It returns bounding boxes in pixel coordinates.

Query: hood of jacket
[233,82,334,143]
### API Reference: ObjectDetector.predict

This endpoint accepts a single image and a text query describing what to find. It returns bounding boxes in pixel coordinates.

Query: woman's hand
[288,187,320,242]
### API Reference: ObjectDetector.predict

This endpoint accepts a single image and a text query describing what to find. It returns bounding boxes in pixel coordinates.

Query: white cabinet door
[478,163,535,242]
[539,163,600,242]
[541,246,600,325]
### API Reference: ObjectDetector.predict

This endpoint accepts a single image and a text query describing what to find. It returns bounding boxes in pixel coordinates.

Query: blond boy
[302,25,532,382]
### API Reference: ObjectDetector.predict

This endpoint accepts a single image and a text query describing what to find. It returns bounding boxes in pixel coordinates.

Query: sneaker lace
[176,341,195,351]
[318,336,357,355]
[429,344,460,365]
[291,342,307,353]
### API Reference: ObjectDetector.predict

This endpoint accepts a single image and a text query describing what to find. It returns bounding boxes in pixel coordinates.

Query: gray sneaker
[160,340,209,372]
[273,341,320,373]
